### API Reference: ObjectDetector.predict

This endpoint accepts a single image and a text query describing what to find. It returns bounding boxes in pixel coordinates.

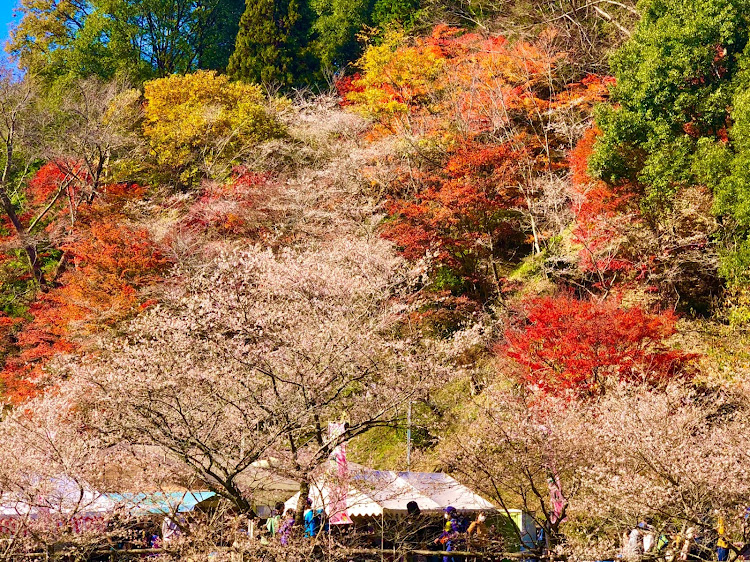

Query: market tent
[0,500,33,518]
[236,458,300,516]
[0,476,116,535]
[0,477,213,535]
[48,476,116,516]
[0,476,115,518]
[102,447,299,501]
[284,463,495,518]
[106,491,216,517]
[237,458,300,496]
[0,498,35,534]
[104,457,296,519]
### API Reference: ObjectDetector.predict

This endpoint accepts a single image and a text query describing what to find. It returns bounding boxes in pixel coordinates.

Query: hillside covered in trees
[3,0,750,559]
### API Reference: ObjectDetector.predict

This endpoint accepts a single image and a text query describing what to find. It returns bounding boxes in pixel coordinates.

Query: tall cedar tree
[310,0,419,71]
[228,0,316,86]
[194,0,247,71]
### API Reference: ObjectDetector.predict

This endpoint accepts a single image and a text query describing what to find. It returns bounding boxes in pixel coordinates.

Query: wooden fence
[2,546,548,561]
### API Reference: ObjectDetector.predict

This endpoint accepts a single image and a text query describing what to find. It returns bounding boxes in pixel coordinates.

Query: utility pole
[406,401,412,472]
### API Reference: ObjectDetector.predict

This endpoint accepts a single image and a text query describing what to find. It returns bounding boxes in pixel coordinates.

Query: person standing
[467,512,489,552]
[624,525,643,561]
[641,522,655,554]
[680,527,696,562]
[435,506,461,562]
[467,512,488,539]
[717,514,729,562]
[303,497,326,538]
[266,502,284,537]
[304,498,317,538]
[279,508,296,546]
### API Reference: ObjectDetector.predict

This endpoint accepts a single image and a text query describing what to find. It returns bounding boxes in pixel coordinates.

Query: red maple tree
[569,126,638,286]
[501,295,696,397]
[0,182,169,403]
[381,142,525,288]
[354,28,614,296]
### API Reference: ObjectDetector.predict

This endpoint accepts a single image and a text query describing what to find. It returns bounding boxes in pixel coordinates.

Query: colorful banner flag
[328,422,352,525]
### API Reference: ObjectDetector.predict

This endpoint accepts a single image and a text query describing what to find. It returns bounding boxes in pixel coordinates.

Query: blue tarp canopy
[106,491,215,516]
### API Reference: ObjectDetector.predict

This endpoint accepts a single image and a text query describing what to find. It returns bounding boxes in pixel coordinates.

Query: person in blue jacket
[435,506,461,562]
[303,498,317,537]
[303,497,327,538]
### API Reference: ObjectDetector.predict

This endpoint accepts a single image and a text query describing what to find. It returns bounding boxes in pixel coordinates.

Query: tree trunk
[221,477,252,513]
[0,184,44,287]
[295,479,311,526]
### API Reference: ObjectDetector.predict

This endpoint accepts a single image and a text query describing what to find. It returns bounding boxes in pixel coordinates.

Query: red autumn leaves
[381,142,523,280]
[0,179,170,402]
[502,295,695,398]
[348,27,697,396]
[0,166,280,403]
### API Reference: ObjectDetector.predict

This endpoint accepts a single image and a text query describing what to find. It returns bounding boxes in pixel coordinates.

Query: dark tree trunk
[295,479,310,526]
[0,185,44,287]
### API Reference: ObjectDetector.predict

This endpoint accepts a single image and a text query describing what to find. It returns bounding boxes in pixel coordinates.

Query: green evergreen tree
[228,0,316,86]
[370,0,419,30]
[589,0,750,295]
[309,0,418,73]
[310,0,373,69]
[194,0,246,71]
[589,0,750,215]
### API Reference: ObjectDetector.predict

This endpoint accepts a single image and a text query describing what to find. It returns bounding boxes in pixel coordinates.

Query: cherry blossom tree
[0,386,120,557]
[446,382,750,559]
[63,237,438,516]
[577,384,750,550]
[444,386,591,553]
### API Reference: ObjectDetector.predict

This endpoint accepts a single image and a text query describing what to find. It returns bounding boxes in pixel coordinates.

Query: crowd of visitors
[243,499,502,561]
[619,510,750,562]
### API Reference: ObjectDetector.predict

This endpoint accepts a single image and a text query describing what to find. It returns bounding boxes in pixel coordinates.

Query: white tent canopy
[0,475,115,520]
[0,476,116,535]
[285,463,495,518]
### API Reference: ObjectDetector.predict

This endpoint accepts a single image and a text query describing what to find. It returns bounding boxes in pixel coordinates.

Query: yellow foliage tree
[347,27,572,142]
[143,70,285,185]
[347,30,447,123]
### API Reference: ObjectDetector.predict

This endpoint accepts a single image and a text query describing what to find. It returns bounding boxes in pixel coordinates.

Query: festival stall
[105,491,215,517]
[236,458,300,517]
[283,462,496,521]
[0,476,116,535]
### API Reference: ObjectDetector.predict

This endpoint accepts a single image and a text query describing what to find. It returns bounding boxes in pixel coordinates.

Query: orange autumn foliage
[177,169,280,239]
[569,126,639,283]
[0,182,169,403]
[356,27,613,293]
[350,26,610,141]
[27,163,70,206]
[381,142,525,283]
